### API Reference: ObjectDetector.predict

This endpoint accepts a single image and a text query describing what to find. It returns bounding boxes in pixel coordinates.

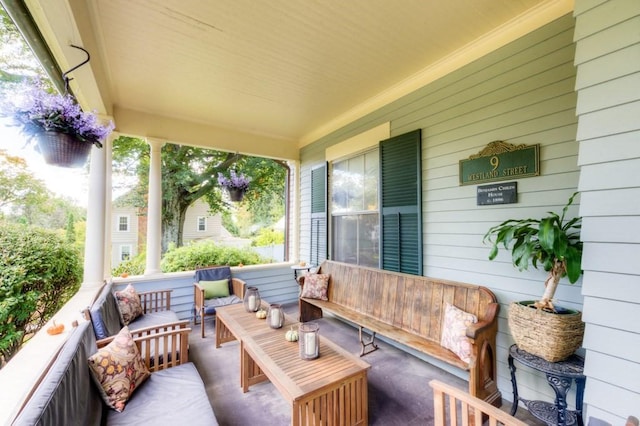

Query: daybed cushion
[12,321,103,426]
[106,362,218,426]
[90,281,124,340]
[128,310,180,329]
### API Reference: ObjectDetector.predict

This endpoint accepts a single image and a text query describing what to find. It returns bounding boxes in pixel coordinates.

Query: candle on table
[248,295,256,311]
[305,332,317,356]
[270,308,281,327]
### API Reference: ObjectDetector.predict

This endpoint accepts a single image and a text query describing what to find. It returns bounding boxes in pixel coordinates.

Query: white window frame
[117,215,130,232]
[119,244,132,261]
[197,216,207,232]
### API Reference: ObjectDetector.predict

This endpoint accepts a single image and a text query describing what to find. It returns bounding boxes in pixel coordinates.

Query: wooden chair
[193,266,246,338]
[430,380,527,426]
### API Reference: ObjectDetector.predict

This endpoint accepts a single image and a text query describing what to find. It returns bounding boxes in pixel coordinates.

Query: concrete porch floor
[188,302,544,425]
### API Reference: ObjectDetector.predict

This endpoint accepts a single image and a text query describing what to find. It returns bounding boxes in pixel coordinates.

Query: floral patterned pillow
[300,274,330,301]
[87,326,150,412]
[115,284,143,325]
[440,303,478,364]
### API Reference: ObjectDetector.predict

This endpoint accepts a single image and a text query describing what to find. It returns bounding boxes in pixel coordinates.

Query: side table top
[509,344,584,377]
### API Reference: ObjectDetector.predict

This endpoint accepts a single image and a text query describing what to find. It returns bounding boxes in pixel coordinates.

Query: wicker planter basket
[508,301,585,362]
[36,131,92,168]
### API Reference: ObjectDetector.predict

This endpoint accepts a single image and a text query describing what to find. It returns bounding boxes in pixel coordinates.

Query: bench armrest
[137,289,173,313]
[97,323,191,372]
[465,303,499,340]
[231,277,246,299]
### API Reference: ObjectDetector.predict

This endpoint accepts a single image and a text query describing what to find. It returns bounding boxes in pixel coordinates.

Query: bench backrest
[12,321,104,426]
[317,260,497,343]
[89,281,124,340]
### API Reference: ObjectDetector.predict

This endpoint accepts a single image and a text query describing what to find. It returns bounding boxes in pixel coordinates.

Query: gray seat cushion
[203,295,242,315]
[106,363,218,426]
[128,310,180,329]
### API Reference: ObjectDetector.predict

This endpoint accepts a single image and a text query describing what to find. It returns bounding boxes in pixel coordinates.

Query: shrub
[252,228,284,247]
[111,251,146,277]
[160,241,266,272]
[0,222,82,367]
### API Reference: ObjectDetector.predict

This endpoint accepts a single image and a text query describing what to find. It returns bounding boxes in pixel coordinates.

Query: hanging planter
[35,131,93,167]
[9,85,114,168]
[227,187,246,202]
[218,170,251,202]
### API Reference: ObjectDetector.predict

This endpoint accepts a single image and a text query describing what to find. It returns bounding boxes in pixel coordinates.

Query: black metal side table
[509,345,585,426]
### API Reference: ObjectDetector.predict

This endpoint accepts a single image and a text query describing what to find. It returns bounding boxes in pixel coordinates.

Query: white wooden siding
[182,200,223,242]
[301,13,583,408]
[574,0,640,423]
[111,206,138,267]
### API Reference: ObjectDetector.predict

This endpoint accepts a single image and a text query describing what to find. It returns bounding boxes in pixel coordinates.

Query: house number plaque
[459,141,540,186]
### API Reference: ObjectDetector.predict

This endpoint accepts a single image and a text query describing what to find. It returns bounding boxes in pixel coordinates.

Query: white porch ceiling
[26,0,572,159]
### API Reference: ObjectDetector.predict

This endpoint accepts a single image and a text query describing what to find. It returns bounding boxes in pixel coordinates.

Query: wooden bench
[298,260,501,406]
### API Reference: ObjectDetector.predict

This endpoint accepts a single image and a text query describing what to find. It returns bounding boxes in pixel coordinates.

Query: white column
[145,138,164,275]
[82,137,110,288]
[103,134,114,275]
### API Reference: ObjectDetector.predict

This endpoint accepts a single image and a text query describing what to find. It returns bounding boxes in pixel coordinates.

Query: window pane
[347,156,364,211]
[364,150,379,211]
[118,216,128,231]
[331,161,349,212]
[332,213,379,267]
[358,213,379,267]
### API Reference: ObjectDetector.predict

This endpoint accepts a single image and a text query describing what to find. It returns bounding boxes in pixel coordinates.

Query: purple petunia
[217,170,251,191]
[11,87,114,148]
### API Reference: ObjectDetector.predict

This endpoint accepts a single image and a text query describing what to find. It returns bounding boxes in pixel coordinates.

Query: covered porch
[1,0,639,424]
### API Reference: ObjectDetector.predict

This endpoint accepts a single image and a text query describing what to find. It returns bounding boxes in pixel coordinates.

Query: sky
[1,118,90,208]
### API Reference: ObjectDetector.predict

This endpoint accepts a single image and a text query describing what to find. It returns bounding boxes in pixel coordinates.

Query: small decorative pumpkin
[255,309,267,319]
[285,326,299,342]
[46,320,65,335]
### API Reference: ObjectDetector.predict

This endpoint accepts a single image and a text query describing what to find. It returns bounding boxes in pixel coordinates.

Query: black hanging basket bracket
[62,44,91,94]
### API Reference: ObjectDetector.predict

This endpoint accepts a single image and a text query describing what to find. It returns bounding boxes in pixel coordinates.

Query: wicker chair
[193,266,246,338]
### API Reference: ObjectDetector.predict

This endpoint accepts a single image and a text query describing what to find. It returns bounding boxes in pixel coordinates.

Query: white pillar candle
[305,332,317,356]
[248,295,256,311]
[270,309,280,327]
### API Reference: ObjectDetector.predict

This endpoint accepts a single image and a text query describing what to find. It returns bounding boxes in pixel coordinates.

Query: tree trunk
[534,260,566,311]
[161,197,189,254]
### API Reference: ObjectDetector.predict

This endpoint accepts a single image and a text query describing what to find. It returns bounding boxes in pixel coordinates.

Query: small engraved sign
[477,182,517,205]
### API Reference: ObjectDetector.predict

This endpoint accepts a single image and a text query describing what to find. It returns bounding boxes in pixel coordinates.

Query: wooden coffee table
[215,303,370,426]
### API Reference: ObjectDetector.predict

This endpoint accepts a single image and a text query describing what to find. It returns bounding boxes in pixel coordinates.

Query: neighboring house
[111,199,226,268]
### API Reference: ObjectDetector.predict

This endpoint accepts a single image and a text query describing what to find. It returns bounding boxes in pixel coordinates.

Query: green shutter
[310,163,327,265]
[380,129,422,275]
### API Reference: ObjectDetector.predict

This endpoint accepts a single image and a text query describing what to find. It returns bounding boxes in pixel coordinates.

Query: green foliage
[159,241,266,272]
[0,221,82,366]
[252,228,285,247]
[483,193,583,283]
[111,251,146,277]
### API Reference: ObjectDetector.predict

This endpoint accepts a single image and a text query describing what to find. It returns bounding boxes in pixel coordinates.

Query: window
[331,150,379,267]
[197,216,207,232]
[120,245,132,261]
[117,215,129,232]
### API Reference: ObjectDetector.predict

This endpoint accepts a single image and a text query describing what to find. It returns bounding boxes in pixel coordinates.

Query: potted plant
[483,192,584,362]
[10,86,114,167]
[218,170,251,202]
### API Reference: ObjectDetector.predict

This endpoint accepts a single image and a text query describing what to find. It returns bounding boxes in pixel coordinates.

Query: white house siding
[574,0,640,423]
[300,14,582,407]
[111,206,138,268]
[182,200,223,243]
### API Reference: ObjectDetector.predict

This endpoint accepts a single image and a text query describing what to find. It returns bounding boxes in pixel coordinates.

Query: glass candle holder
[267,303,284,329]
[243,287,261,312]
[299,323,319,360]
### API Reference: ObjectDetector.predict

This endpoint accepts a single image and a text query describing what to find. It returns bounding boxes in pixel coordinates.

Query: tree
[112,136,286,253]
[0,149,49,217]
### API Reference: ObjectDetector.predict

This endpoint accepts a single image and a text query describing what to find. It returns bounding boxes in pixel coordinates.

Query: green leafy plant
[0,222,82,367]
[483,192,583,311]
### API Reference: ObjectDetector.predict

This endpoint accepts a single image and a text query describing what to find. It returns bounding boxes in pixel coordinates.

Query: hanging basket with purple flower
[10,87,114,167]
[218,170,251,202]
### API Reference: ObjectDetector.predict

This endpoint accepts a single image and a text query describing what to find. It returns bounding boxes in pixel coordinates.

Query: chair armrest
[231,277,246,299]
[97,322,191,372]
[137,289,173,313]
